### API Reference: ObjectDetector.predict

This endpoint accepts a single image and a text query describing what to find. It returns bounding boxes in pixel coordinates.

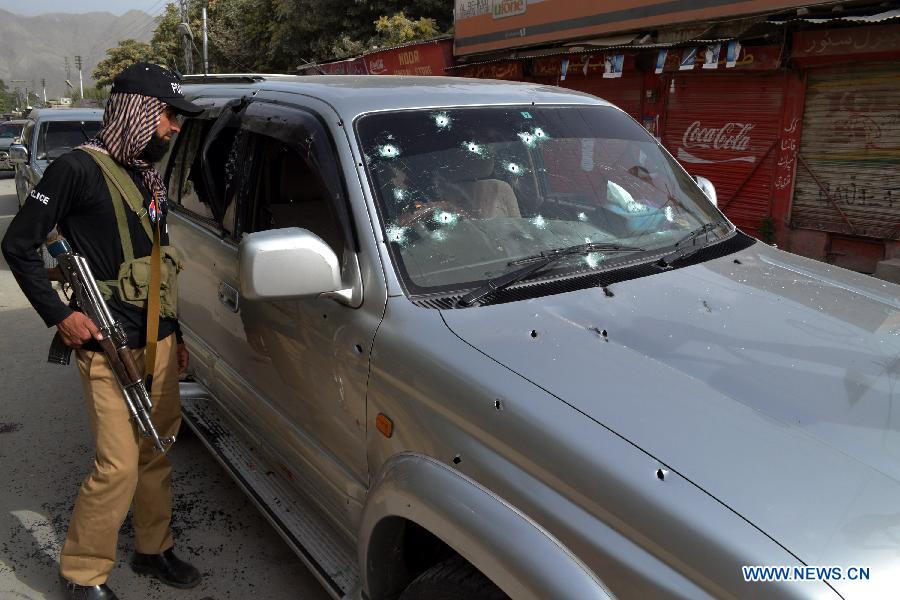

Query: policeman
[1,63,203,600]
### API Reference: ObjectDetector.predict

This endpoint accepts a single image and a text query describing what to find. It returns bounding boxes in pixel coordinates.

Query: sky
[0,0,164,16]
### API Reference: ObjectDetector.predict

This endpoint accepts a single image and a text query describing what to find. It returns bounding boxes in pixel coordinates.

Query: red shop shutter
[662,71,787,235]
[562,71,643,120]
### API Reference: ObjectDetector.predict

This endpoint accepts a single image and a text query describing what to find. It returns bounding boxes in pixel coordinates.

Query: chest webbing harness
[79,147,165,388]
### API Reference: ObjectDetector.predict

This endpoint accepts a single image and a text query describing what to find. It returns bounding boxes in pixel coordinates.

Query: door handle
[218,282,240,313]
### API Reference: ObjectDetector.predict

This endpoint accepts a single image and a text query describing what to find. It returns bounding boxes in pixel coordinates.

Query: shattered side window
[356,105,724,295]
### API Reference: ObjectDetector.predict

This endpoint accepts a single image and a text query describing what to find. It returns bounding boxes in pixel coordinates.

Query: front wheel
[399,557,508,600]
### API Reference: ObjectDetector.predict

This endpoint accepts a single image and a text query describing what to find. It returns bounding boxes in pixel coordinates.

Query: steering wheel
[395,201,474,227]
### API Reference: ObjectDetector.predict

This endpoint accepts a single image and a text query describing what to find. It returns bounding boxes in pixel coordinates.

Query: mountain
[0,9,155,100]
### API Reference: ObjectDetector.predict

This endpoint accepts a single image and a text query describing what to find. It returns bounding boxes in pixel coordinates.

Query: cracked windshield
[359,105,728,293]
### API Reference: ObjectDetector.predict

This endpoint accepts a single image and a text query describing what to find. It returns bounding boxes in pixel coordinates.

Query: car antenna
[299,58,327,75]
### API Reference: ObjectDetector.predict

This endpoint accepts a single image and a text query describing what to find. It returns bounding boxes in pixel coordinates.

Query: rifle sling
[79,148,162,387]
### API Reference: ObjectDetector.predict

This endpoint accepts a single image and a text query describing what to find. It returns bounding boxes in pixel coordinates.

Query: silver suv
[10,108,102,207]
[0,119,26,171]
[169,75,900,600]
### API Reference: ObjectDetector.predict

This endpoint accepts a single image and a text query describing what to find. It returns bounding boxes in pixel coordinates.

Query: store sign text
[683,121,754,151]
[492,0,526,19]
[679,121,757,164]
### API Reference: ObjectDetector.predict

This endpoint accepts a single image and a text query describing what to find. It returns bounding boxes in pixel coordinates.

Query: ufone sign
[492,0,526,19]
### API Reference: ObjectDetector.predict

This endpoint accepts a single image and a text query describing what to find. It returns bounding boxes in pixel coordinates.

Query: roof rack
[180,74,266,84]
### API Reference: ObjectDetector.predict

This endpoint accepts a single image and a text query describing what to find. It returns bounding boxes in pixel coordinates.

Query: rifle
[46,237,175,453]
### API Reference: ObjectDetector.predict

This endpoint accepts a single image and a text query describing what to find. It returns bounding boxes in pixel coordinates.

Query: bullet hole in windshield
[463,141,484,155]
[433,112,451,129]
[378,144,400,158]
[393,188,406,201]
[656,469,667,481]
[494,399,503,411]
[518,131,536,146]
[505,162,525,176]
[578,212,588,222]
[386,224,410,245]
[533,127,547,140]
[433,210,459,226]
[452,455,462,465]
[585,252,604,269]
[531,215,547,229]
[530,329,538,339]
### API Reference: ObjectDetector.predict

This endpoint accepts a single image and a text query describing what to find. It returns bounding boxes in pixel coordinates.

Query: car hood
[441,241,900,594]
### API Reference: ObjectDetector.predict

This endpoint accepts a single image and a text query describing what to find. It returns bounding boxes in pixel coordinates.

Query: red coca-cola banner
[792,23,900,66]
[682,121,755,154]
[365,38,455,76]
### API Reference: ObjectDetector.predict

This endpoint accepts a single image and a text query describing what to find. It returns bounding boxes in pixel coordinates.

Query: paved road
[0,173,331,600]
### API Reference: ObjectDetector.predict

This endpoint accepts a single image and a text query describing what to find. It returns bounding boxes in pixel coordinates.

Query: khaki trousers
[60,333,181,586]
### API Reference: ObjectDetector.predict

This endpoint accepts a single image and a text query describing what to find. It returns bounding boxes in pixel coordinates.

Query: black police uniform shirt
[1,149,180,350]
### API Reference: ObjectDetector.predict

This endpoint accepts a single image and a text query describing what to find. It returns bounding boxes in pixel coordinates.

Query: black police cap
[111,62,203,116]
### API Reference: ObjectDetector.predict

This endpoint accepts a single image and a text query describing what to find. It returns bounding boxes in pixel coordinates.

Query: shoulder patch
[29,189,50,205]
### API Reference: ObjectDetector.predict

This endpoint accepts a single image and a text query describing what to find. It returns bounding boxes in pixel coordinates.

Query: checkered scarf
[81,92,168,222]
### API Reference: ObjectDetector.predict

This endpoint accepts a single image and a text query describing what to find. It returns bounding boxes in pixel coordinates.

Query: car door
[163,97,242,378]
[212,98,379,533]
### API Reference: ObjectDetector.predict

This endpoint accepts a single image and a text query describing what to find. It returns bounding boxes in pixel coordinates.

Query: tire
[398,556,508,600]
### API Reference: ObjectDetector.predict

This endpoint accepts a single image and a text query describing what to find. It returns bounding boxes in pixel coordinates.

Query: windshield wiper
[458,241,645,307]
[656,222,722,268]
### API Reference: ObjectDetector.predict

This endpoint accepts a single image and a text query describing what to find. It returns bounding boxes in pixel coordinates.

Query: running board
[180,381,361,600]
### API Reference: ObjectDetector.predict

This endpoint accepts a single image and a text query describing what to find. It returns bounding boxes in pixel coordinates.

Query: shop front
[659,44,791,238]
[787,24,900,272]
[531,53,644,120]
[364,38,455,76]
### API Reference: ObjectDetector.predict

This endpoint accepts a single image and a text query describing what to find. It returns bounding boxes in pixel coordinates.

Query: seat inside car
[436,149,522,219]
[267,150,343,255]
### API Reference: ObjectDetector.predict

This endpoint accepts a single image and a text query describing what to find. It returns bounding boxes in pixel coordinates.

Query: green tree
[373,12,440,47]
[143,0,453,75]
[92,39,166,88]
[0,79,15,113]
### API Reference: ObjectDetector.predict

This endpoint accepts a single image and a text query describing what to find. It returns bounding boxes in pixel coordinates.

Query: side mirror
[693,175,717,207]
[8,143,28,165]
[239,227,344,301]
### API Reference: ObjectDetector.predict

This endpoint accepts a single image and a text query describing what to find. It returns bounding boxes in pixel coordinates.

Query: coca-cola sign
[679,120,757,164]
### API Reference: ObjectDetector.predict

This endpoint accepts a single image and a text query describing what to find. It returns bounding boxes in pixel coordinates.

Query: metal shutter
[791,63,900,240]
[561,71,644,120]
[663,71,787,235]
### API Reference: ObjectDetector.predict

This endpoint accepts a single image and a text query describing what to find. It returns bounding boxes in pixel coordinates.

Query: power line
[204,31,256,74]
[85,0,169,59]
[113,0,169,43]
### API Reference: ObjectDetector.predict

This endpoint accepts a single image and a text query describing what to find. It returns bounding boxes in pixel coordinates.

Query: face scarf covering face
[80,93,169,222]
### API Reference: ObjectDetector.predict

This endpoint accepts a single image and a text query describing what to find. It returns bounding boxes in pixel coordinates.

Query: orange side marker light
[376,413,393,438]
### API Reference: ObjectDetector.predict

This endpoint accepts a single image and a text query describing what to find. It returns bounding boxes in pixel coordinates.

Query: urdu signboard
[453,0,833,56]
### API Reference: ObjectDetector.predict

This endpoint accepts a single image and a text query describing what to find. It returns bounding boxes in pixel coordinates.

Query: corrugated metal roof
[773,8,900,24]
[445,38,738,70]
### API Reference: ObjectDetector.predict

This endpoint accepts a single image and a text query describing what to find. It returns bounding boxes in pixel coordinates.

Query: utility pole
[202,6,208,75]
[179,0,194,75]
[10,79,26,111]
[64,57,71,82]
[74,55,84,99]
[41,78,47,103]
